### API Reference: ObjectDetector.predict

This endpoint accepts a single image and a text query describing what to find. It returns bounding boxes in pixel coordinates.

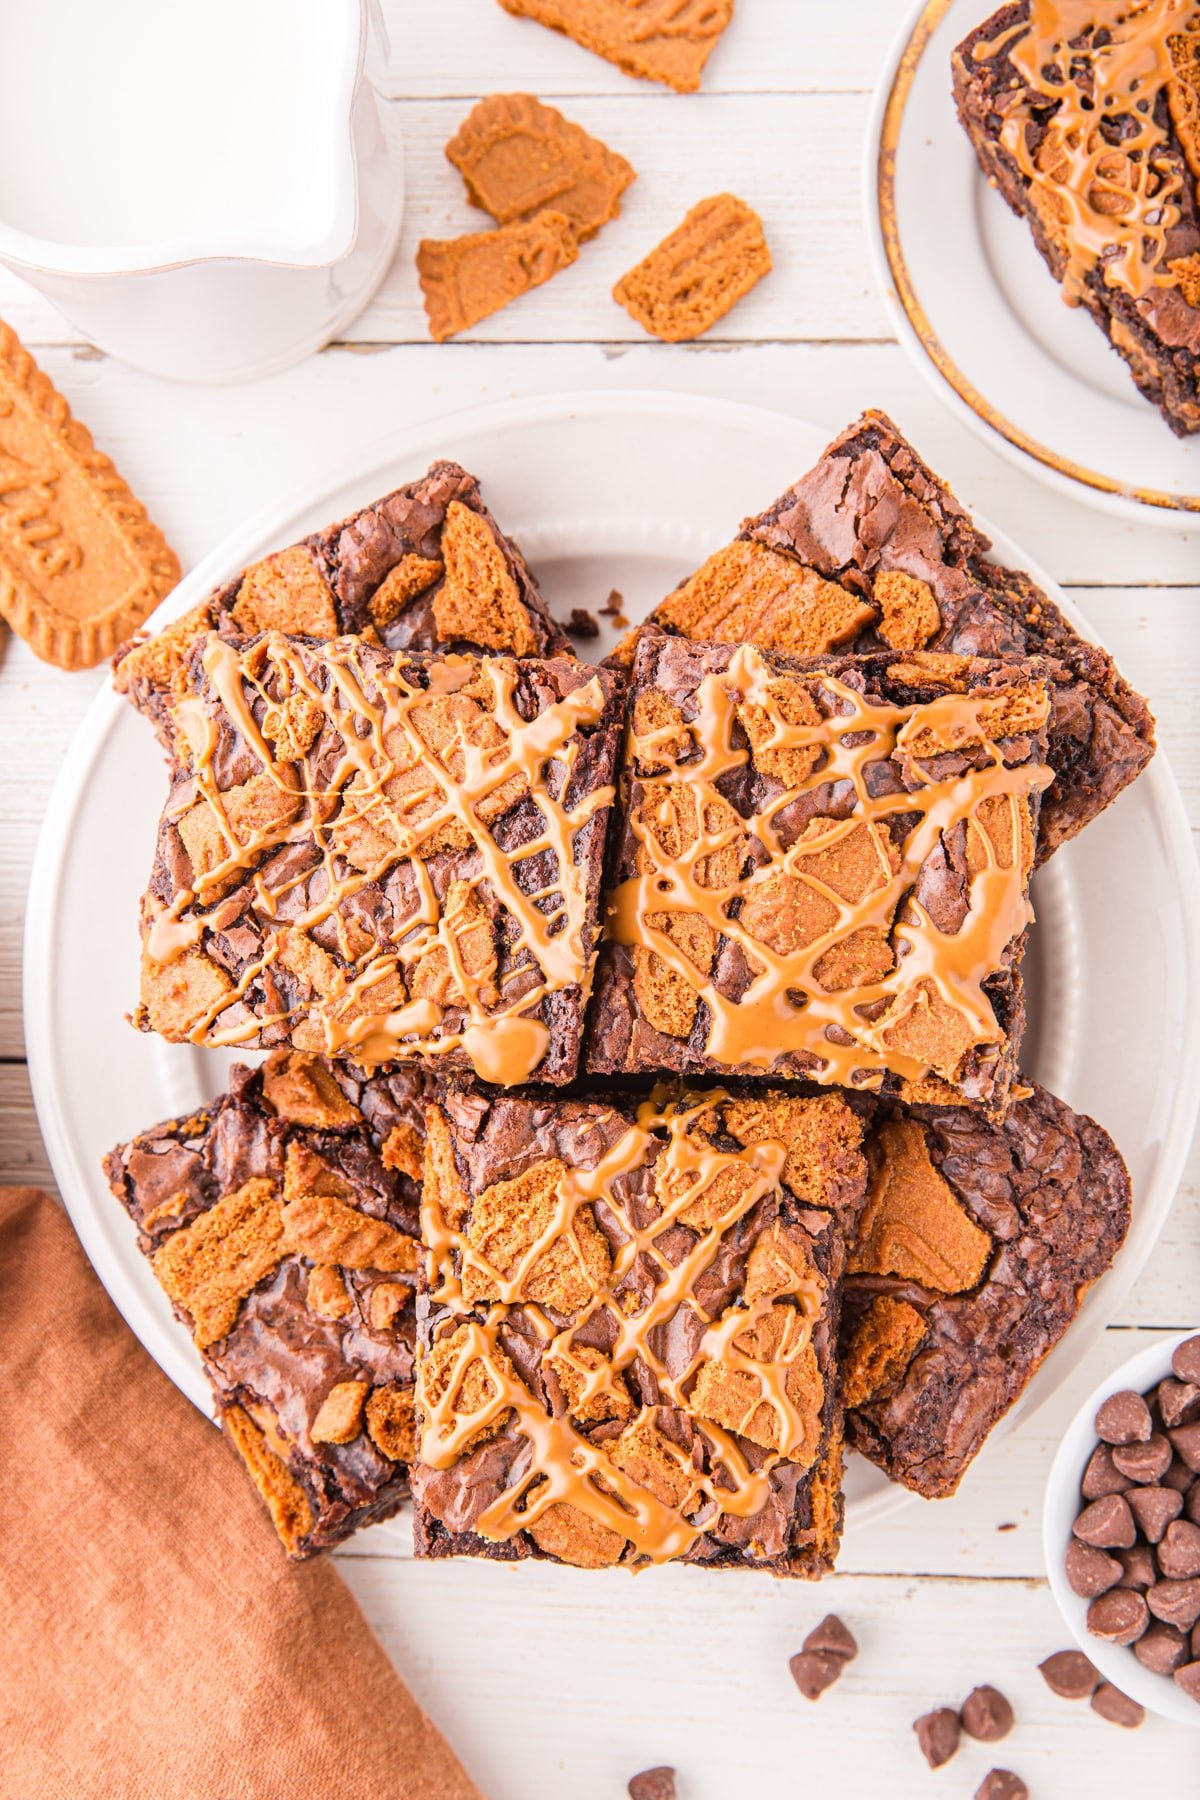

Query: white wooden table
[2,5,1197,1793]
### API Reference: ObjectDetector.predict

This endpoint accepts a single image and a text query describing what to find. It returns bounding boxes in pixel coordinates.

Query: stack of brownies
[104,414,1147,1573]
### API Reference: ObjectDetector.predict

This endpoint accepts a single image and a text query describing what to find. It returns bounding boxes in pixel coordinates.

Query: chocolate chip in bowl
[1044,1331,1200,1727]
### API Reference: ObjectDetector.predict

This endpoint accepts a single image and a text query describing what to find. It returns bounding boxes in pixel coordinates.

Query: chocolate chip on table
[1087,1588,1150,1645]
[1074,1494,1137,1548]
[789,1650,844,1701]
[1175,1662,1200,1704]
[975,1774,1028,1800]
[960,1685,1014,1742]
[1158,1520,1200,1580]
[628,1769,675,1800]
[1082,1444,1132,1499]
[1127,1485,1184,1544]
[1038,1649,1100,1699]
[1156,1378,1200,1431]
[1146,1578,1200,1631]
[1115,1544,1157,1592]
[1065,1539,1123,1597]
[802,1614,858,1661]
[1090,1682,1146,1728]
[913,1707,961,1769]
[1169,1422,1200,1473]
[1134,1621,1190,1676]
[1112,1434,1173,1485]
[1096,1390,1153,1446]
[1171,1334,1200,1387]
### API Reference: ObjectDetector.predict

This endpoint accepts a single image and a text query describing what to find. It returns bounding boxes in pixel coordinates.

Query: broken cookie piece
[614,194,771,341]
[103,1054,426,1556]
[446,93,635,240]
[418,211,579,341]
[495,0,733,94]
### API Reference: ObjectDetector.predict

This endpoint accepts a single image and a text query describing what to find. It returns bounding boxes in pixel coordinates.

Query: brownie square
[411,1081,867,1575]
[136,637,625,1085]
[842,1080,1132,1498]
[953,4,1200,437]
[588,633,1052,1117]
[103,1053,427,1556]
[114,460,570,752]
[639,410,1155,859]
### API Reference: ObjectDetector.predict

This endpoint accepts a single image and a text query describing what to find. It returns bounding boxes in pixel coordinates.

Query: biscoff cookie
[613,193,771,341]
[417,211,579,341]
[446,93,635,242]
[496,0,734,94]
[0,320,179,668]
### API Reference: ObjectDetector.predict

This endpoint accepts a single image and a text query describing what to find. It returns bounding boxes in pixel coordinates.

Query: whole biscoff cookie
[496,0,734,94]
[613,193,771,341]
[417,212,579,341]
[446,94,635,242]
[0,320,179,668]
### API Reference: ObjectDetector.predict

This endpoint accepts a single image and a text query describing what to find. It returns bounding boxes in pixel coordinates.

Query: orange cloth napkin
[0,1187,484,1800]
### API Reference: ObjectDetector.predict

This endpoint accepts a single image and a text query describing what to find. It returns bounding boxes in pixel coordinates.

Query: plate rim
[864,0,1200,528]
[24,385,1200,1539]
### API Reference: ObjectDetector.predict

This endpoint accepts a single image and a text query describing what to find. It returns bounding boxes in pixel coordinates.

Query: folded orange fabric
[0,1187,483,1800]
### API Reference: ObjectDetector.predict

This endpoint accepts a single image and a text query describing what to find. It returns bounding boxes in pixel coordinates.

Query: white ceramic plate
[866,0,1200,528]
[24,389,1200,1541]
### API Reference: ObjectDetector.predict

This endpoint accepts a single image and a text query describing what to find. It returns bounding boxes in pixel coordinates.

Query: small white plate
[23,389,1200,1541]
[866,0,1200,527]
[1044,1331,1200,1728]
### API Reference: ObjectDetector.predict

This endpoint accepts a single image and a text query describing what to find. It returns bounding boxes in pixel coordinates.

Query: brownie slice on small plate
[411,1081,866,1576]
[103,1053,426,1556]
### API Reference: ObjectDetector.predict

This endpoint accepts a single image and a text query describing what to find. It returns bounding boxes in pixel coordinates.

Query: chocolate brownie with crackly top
[953,2,1200,437]
[411,1081,867,1575]
[136,634,624,1085]
[115,461,569,752]
[635,411,1155,860]
[103,1053,427,1556]
[587,633,1053,1118]
[843,1080,1132,1497]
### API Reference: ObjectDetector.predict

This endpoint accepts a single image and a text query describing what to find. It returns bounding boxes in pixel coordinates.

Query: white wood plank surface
[1,3,1198,1793]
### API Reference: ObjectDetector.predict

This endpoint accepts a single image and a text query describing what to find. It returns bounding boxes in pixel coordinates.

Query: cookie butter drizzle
[978,0,1200,302]
[609,646,1052,1092]
[149,632,613,1083]
[420,1093,826,1564]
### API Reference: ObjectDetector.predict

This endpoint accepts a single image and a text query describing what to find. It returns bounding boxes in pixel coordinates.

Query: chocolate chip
[913,1707,960,1769]
[1074,1494,1136,1548]
[1066,1539,1122,1597]
[1087,1589,1150,1644]
[1158,1519,1200,1580]
[789,1650,843,1701]
[1175,1662,1200,1705]
[1081,1444,1132,1498]
[1116,1543,1157,1591]
[1169,1422,1200,1473]
[565,607,601,639]
[974,1774,1028,1800]
[1146,1578,1200,1631]
[802,1614,858,1661]
[1164,1457,1195,1493]
[1038,1649,1099,1699]
[1090,1682,1145,1728]
[628,1769,675,1800]
[1171,1335,1200,1386]
[1096,1390,1153,1445]
[960,1685,1014,1742]
[1127,1485,1184,1543]
[1193,1622,1200,1659]
[1112,1433,1173,1484]
[1186,1479,1200,1522]
[1157,1378,1200,1431]
[1134,1621,1189,1675]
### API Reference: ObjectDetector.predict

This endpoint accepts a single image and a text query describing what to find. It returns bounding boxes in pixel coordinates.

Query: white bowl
[1044,1330,1200,1728]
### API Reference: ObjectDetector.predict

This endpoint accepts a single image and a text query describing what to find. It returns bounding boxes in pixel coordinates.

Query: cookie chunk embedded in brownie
[411,1081,867,1575]
[103,1054,427,1556]
[953,3,1200,437]
[136,635,624,1085]
[114,460,569,751]
[587,633,1052,1117]
[842,1081,1132,1498]
[639,411,1155,860]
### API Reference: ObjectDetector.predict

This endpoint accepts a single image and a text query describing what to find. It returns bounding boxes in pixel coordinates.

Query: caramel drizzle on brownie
[147,632,613,1083]
[420,1093,826,1564]
[608,646,1051,1091]
[977,0,1200,303]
